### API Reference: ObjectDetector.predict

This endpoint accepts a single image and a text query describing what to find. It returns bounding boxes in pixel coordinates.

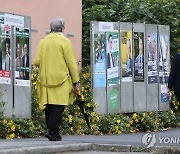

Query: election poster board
[120,22,133,113]
[158,25,170,111]
[146,24,159,112]
[91,22,108,114]
[133,23,146,112]
[0,13,13,117]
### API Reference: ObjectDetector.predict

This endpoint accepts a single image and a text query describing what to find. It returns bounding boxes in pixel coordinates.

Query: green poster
[109,89,118,112]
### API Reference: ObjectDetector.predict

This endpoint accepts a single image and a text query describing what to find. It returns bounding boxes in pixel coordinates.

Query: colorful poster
[121,30,133,82]
[109,89,118,112]
[159,35,170,84]
[94,33,106,87]
[0,22,11,84]
[106,31,119,86]
[15,27,30,87]
[147,33,158,83]
[134,32,144,82]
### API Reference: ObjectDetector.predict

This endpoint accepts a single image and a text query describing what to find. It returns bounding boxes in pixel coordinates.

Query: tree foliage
[82,0,180,66]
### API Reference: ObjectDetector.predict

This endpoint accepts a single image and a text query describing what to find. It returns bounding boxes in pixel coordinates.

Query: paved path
[0,128,179,154]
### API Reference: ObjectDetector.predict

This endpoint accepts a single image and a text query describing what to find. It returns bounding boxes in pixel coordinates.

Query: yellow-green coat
[33,33,79,110]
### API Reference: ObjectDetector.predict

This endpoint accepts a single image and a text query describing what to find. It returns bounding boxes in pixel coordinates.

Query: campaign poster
[147,33,158,84]
[121,30,133,82]
[94,33,106,87]
[159,35,170,84]
[109,89,118,112]
[134,32,144,82]
[15,27,30,87]
[0,22,11,84]
[161,85,169,102]
[106,31,119,86]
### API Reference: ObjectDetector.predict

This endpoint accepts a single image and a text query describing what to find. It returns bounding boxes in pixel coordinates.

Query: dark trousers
[45,104,65,133]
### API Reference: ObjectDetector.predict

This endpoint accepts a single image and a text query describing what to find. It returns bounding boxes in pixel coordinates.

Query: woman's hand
[73,82,81,94]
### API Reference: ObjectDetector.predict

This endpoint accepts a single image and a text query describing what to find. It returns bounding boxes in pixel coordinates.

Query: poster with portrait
[121,30,133,82]
[159,35,170,84]
[14,27,30,87]
[159,34,170,102]
[134,32,144,82]
[147,33,158,84]
[94,33,106,87]
[0,22,11,84]
[106,31,119,86]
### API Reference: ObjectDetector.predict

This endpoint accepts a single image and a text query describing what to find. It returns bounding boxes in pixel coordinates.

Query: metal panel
[133,23,146,112]
[119,22,133,113]
[145,24,159,111]
[1,85,13,117]
[91,21,107,114]
[158,25,170,111]
[106,22,120,114]
[0,12,13,117]
[13,16,31,118]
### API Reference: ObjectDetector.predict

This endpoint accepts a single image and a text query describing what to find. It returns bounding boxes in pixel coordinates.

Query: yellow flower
[11,125,16,131]
[96,116,99,122]
[149,112,153,116]
[91,112,96,116]
[130,130,134,133]
[126,123,130,127]
[114,126,119,131]
[135,119,139,123]
[83,73,90,79]
[117,131,122,134]
[170,110,174,114]
[70,127,74,132]
[132,113,137,119]
[10,133,15,139]
[3,119,7,125]
[141,118,144,122]
[68,118,72,123]
[130,120,133,124]
[81,87,85,92]
[87,103,91,107]
[68,115,72,119]
[8,120,13,126]
[116,120,121,124]
[143,113,146,117]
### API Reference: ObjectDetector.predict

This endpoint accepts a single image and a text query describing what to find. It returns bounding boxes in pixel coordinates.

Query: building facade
[0,0,82,66]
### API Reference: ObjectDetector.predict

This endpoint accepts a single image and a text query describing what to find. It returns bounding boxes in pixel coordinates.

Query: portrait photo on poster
[147,33,158,84]
[134,32,144,82]
[121,30,133,82]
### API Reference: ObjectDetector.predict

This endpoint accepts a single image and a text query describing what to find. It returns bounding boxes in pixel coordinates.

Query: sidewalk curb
[0,143,179,154]
[0,143,93,154]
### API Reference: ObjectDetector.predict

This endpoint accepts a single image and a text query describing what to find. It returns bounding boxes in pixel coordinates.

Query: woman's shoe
[45,129,56,141]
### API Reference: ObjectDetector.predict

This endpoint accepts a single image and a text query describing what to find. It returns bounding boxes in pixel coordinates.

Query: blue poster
[94,33,106,87]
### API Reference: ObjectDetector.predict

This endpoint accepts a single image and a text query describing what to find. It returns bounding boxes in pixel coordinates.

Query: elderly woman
[33,18,80,141]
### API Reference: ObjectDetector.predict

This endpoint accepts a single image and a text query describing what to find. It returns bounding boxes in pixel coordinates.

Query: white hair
[50,18,65,33]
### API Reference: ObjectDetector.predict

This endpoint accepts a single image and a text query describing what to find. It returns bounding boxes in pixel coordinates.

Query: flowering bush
[0,66,179,139]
